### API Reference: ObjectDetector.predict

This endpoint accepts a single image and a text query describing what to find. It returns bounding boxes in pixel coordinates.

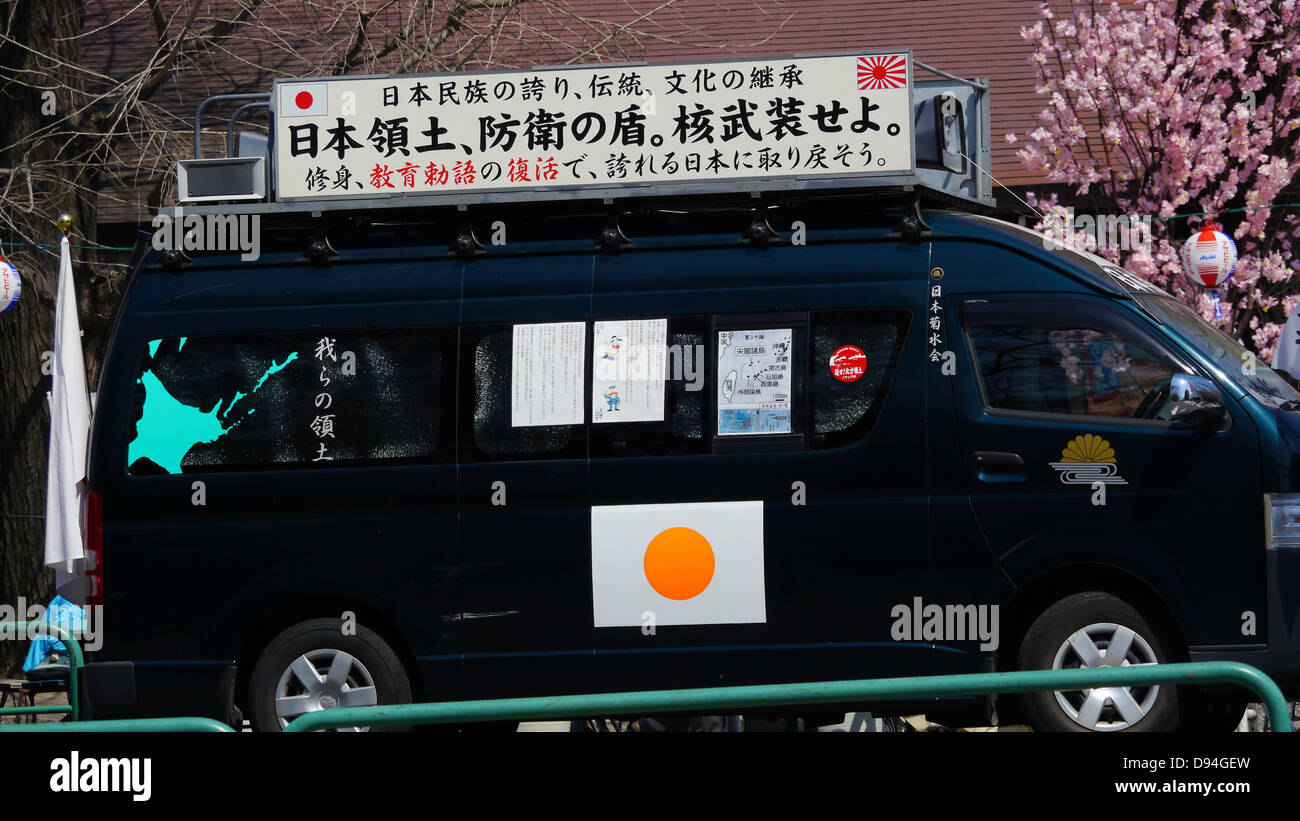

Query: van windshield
[1134,294,1300,410]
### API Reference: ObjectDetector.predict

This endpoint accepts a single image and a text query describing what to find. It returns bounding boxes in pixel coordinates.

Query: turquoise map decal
[127,339,297,474]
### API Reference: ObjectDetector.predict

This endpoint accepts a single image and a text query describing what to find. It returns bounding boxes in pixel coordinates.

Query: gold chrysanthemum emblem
[1058,434,1116,464]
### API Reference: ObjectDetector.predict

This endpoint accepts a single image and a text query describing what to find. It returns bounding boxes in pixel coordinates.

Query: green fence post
[0,619,84,723]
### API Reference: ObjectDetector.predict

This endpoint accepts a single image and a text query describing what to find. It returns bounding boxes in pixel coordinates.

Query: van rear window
[811,309,910,447]
[464,326,585,460]
[126,330,447,475]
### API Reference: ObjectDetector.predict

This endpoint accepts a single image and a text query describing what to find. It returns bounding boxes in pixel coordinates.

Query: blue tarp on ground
[21,596,82,671]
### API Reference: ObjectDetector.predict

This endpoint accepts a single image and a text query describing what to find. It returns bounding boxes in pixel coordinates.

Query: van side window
[811,309,911,448]
[462,325,586,461]
[589,317,707,458]
[963,301,1189,420]
[126,329,450,475]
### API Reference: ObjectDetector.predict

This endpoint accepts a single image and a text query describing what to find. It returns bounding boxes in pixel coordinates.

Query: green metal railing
[284,661,1294,732]
[0,643,1290,733]
[0,620,83,723]
[0,717,233,733]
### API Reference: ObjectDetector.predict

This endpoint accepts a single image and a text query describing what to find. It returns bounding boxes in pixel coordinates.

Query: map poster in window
[511,321,586,427]
[717,328,793,436]
[592,318,668,424]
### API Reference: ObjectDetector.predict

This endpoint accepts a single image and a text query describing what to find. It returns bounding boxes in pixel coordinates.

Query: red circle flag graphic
[830,345,867,382]
[294,91,314,110]
[857,55,908,90]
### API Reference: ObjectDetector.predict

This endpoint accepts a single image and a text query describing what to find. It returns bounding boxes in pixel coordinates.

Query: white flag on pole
[43,234,91,603]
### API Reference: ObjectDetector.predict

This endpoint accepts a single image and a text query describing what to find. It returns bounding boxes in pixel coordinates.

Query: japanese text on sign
[717,328,793,436]
[274,52,913,200]
[511,322,586,427]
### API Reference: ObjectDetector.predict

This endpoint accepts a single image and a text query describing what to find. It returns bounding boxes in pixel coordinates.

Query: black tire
[1182,694,1248,733]
[248,618,412,732]
[1017,591,1182,732]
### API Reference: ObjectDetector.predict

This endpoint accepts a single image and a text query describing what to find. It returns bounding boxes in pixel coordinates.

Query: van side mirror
[1169,373,1228,428]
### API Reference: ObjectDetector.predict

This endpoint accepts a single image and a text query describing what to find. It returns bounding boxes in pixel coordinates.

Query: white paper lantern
[0,257,20,314]
[1180,222,1238,288]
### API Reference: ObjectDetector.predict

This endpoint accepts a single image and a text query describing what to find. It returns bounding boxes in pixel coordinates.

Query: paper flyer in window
[717,328,793,435]
[511,322,586,427]
[592,318,668,424]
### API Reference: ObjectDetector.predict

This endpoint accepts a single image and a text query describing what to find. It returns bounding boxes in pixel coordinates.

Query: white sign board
[592,318,668,424]
[717,328,793,435]
[511,322,585,427]
[273,52,913,201]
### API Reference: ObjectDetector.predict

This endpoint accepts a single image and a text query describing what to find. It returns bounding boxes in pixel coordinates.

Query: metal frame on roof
[174,51,993,219]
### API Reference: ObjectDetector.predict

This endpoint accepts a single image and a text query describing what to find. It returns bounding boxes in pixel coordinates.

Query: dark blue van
[78,60,1300,732]
[79,201,1300,733]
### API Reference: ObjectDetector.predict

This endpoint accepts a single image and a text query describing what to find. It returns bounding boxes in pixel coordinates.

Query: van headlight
[1266,494,1300,550]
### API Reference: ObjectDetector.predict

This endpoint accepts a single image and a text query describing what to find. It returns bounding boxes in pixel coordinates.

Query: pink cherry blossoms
[1010,0,1300,360]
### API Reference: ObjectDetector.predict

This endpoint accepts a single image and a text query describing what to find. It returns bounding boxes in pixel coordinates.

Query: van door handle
[974,451,1024,468]
[974,451,1028,483]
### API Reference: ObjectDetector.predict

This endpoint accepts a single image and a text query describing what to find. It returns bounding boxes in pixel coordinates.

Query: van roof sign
[273,51,915,201]
[178,51,993,212]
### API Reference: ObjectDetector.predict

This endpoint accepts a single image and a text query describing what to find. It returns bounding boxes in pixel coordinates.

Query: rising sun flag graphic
[857,54,908,90]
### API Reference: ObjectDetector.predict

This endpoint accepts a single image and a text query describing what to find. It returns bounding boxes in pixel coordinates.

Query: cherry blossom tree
[1009,0,1300,359]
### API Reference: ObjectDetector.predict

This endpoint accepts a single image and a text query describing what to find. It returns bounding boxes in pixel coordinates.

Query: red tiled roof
[83,0,1059,222]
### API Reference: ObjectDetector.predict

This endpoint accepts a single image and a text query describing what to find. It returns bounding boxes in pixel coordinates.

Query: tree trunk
[0,0,90,676]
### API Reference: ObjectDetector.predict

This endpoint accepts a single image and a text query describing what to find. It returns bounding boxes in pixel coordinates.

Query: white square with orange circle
[591,501,766,627]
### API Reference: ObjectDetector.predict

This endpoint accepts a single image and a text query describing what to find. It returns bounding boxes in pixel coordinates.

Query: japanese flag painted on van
[279,83,328,117]
[591,501,765,628]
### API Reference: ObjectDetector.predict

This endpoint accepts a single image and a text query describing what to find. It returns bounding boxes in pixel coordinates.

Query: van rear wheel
[1017,591,1181,732]
[248,618,412,732]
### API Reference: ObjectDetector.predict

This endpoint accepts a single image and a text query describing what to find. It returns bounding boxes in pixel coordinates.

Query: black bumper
[84,660,238,725]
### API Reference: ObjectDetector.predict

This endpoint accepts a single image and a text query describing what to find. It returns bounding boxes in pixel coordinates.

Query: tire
[1017,591,1181,732]
[248,618,412,732]
[1182,694,1248,733]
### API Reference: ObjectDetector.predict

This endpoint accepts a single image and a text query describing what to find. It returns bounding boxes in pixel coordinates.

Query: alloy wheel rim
[1050,622,1160,732]
[274,649,378,731]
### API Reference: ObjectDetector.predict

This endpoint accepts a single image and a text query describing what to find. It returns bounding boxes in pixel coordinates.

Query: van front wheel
[248,618,412,732]
[1017,592,1181,732]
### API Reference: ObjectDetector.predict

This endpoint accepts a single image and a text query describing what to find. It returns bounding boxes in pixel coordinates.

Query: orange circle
[643,527,715,601]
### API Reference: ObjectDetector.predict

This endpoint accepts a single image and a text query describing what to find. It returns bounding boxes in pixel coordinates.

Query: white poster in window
[512,322,586,427]
[717,328,792,435]
[592,318,668,424]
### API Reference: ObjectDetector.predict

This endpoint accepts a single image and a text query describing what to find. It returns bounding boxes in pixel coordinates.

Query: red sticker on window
[829,345,867,382]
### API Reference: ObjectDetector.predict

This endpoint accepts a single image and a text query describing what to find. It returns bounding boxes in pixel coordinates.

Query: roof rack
[172,51,992,219]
